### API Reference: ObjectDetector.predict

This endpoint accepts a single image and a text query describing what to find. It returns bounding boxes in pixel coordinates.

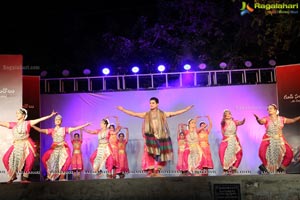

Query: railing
[40,68,276,93]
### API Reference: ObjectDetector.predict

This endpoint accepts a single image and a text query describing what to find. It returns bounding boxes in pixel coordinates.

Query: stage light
[131,66,139,73]
[198,63,207,70]
[62,69,70,77]
[244,61,252,68]
[40,70,47,77]
[219,62,227,69]
[83,68,91,76]
[102,68,110,75]
[157,65,166,72]
[268,59,276,66]
[183,64,191,71]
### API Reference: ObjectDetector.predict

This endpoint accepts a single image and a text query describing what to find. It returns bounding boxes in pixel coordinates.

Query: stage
[0,63,299,200]
[1,174,300,200]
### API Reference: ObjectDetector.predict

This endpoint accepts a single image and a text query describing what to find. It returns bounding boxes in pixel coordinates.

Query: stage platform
[1,174,300,200]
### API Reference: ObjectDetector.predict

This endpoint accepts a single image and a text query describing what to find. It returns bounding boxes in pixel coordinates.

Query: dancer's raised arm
[206,115,212,132]
[0,120,9,128]
[122,127,129,141]
[237,118,246,126]
[83,128,98,134]
[30,111,57,126]
[117,106,146,118]
[254,114,266,125]
[285,116,300,124]
[165,105,193,118]
[31,125,48,134]
[68,123,90,133]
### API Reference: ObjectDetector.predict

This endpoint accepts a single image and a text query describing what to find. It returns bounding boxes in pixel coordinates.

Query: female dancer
[184,118,204,175]
[219,109,245,175]
[107,116,121,178]
[71,130,84,180]
[176,123,189,176]
[197,115,214,176]
[116,127,129,178]
[0,108,57,183]
[83,118,115,178]
[32,115,90,181]
[254,104,300,174]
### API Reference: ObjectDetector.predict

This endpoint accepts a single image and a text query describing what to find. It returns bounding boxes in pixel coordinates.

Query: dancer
[176,123,189,176]
[254,104,300,174]
[117,97,193,177]
[107,116,121,178]
[32,115,90,181]
[71,130,84,180]
[184,118,204,175]
[0,109,57,183]
[83,118,115,178]
[116,127,129,178]
[197,115,214,176]
[219,109,245,175]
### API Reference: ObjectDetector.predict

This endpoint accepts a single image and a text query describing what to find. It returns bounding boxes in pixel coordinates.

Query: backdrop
[0,55,23,182]
[276,64,300,147]
[276,64,300,173]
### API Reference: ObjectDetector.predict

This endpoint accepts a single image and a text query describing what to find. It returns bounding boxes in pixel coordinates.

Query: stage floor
[1,173,300,200]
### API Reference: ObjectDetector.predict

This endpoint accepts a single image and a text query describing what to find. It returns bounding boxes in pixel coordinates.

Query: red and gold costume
[176,136,189,171]
[116,139,129,174]
[71,139,83,171]
[90,129,113,172]
[219,120,242,170]
[259,116,293,173]
[198,129,214,169]
[42,127,72,181]
[185,129,204,172]
[2,121,36,180]
[108,132,119,171]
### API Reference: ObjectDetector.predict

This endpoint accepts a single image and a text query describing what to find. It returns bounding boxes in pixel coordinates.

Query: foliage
[101,0,300,73]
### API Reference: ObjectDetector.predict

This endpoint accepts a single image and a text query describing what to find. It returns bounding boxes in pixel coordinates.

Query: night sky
[0,2,158,76]
[0,1,299,77]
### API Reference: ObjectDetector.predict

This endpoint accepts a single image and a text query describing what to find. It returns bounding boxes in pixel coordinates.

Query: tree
[100,0,300,72]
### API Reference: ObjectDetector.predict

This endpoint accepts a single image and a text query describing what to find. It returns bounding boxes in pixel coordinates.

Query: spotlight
[268,59,276,66]
[83,68,91,76]
[131,66,139,73]
[183,64,191,71]
[62,69,70,77]
[219,62,227,69]
[102,68,110,75]
[244,61,252,68]
[198,63,207,70]
[40,70,48,77]
[157,65,165,72]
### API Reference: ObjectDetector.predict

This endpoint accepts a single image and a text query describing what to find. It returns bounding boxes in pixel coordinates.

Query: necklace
[99,129,106,139]
[16,121,25,134]
[270,116,279,127]
[189,129,197,141]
